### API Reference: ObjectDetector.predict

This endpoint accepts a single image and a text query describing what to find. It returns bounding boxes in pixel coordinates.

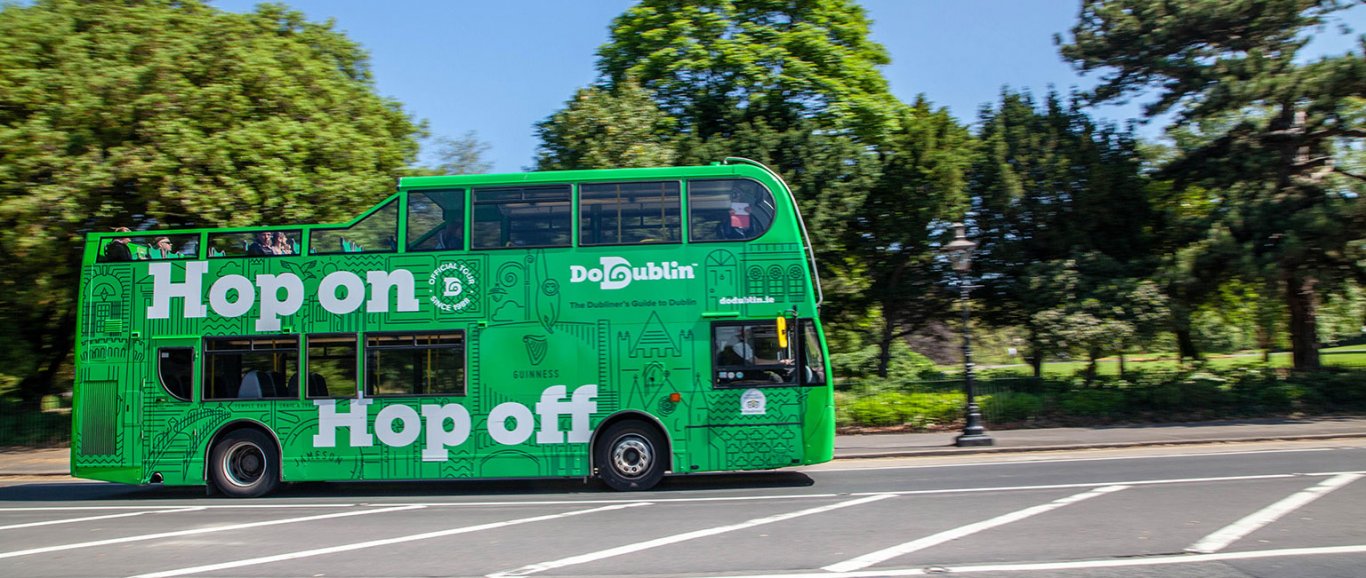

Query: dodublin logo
[428,262,477,313]
[569,256,696,290]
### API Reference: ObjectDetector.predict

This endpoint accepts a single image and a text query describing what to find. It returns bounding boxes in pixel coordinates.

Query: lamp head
[941,222,976,273]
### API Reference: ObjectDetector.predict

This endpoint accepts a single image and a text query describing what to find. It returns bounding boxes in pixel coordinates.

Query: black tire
[208,429,279,498]
[595,420,666,491]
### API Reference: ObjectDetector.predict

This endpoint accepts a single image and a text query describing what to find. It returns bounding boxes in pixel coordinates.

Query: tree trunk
[1175,329,1201,363]
[1085,349,1099,385]
[16,308,76,410]
[875,312,895,378]
[1118,352,1126,377]
[1027,328,1044,378]
[1285,270,1321,371]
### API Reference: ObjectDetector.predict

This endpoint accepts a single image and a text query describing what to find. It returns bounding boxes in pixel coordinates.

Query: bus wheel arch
[205,421,281,498]
[591,412,671,491]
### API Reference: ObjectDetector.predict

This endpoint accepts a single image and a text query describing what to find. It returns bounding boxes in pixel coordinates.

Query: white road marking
[851,471,1366,497]
[126,503,647,578]
[707,544,1366,577]
[1186,472,1364,553]
[0,505,422,560]
[815,446,1339,472]
[488,494,896,578]
[0,507,204,531]
[823,485,1128,573]
[0,504,357,512]
[387,493,841,507]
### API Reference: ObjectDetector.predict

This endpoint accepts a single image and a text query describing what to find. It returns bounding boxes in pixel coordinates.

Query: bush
[1057,388,1127,418]
[981,392,1044,423]
[842,391,964,429]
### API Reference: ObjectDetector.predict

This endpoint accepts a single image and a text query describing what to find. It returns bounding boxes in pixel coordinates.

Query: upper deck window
[688,179,777,242]
[472,185,572,249]
[407,189,466,252]
[579,181,681,245]
[312,200,398,255]
[97,233,200,262]
[206,230,302,258]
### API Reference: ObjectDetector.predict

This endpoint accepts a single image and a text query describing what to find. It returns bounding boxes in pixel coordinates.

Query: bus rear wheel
[209,429,279,498]
[595,420,665,491]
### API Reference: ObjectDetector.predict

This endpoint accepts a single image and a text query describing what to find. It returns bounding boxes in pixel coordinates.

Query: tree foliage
[1060,0,1365,370]
[429,131,493,175]
[969,90,1155,375]
[596,0,898,139]
[0,0,423,405]
[534,78,676,170]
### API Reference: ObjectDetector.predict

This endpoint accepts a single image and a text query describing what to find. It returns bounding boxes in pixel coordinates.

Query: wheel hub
[612,436,652,478]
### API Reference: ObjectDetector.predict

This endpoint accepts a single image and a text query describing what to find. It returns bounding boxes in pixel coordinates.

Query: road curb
[833,432,1366,460]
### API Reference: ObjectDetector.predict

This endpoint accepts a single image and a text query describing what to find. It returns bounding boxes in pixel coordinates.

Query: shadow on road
[0,471,815,502]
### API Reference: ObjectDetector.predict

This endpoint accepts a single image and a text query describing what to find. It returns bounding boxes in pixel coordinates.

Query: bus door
[143,336,199,483]
[704,317,807,471]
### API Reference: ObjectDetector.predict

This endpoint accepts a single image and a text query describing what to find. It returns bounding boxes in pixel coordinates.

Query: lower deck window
[157,348,193,401]
[306,334,359,398]
[203,336,298,400]
[365,332,465,396]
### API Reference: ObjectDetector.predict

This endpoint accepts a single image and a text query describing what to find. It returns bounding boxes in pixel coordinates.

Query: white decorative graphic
[741,388,767,415]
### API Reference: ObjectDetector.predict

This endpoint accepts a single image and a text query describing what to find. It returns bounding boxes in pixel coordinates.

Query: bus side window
[579,181,681,245]
[157,348,193,402]
[305,334,359,398]
[471,185,571,249]
[312,200,399,255]
[712,321,796,387]
[365,332,466,396]
[406,189,466,252]
[688,179,777,242]
[202,336,299,401]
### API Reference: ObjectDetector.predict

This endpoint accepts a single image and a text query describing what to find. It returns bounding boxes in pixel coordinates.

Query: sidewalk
[4,416,1365,476]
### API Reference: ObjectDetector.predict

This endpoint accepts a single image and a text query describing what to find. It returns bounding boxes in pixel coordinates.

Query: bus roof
[398,160,783,190]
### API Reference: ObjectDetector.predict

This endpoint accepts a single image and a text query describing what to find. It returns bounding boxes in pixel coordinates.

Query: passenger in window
[153,236,174,257]
[717,192,756,239]
[436,220,462,250]
[272,231,294,255]
[247,231,277,256]
[104,227,133,262]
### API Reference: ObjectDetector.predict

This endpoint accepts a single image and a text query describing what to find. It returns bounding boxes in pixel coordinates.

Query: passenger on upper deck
[247,231,276,256]
[436,219,463,250]
[153,236,174,257]
[272,231,293,255]
[104,227,133,262]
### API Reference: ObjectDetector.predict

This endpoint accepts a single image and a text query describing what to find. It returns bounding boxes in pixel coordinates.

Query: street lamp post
[942,222,993,447]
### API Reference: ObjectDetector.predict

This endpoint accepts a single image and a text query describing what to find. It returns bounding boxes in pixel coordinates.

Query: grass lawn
[950,345,1366,377]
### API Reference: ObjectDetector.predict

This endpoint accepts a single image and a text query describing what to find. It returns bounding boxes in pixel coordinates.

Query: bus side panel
[72,266,142,483]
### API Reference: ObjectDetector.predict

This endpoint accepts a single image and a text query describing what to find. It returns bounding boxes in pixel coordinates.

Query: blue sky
[212,1,1363,174]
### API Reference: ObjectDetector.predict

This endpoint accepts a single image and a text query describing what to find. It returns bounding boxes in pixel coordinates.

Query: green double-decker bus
[72,158,834,497]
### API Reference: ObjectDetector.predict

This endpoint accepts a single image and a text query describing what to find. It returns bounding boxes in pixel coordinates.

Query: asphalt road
[1,439,1364,578]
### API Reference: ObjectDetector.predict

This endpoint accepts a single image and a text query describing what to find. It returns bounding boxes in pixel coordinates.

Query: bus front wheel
[595,420,666,491]
[209,429,279,498]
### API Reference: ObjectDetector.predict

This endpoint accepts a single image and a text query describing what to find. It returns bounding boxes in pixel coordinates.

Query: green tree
[969,90,1155,376]
[430,131,492,175]
[596,0,898,139]
[1060,0,1366,370]
[534,78,676,170]
[0,0,423,407]
[855,100,974,376]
